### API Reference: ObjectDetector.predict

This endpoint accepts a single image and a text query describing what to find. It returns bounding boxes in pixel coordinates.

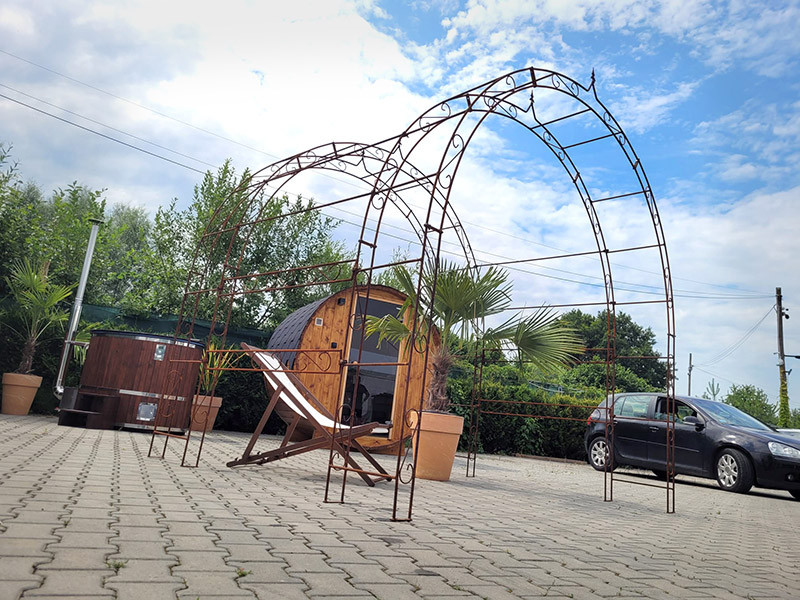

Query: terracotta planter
[409,410,464,481]
[190,395,223,432]
[2,373,43,415]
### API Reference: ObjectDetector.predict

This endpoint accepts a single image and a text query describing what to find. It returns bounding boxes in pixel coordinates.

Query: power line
[1,48,772,300]
[692,366,740,388]
[0,83,218,170]
[0,48,280,161]
[0,92,206,174]
[1,81,771,303]
[696,305,775,367]
[0,51,775,304]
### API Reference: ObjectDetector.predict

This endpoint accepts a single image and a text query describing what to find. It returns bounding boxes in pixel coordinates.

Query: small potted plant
[366,260,581,481]
[2,259,74,415]
[190,339,235,432]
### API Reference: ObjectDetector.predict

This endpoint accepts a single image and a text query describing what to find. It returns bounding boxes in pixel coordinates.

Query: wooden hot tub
[63,330,204,430]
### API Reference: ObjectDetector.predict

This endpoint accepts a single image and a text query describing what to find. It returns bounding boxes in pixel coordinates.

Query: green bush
[213,367,285,434]
[447,361,597,459]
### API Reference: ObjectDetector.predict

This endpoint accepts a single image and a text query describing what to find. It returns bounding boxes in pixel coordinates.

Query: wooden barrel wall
[268,286,435,453]
[79,330,204,429]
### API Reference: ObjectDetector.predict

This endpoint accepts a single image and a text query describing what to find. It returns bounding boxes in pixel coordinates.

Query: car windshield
[695,399,773,431]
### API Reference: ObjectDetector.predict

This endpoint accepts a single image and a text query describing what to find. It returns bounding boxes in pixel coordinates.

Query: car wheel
[715,448,754,493]
[588,437,614,471]
[789,490,800,500]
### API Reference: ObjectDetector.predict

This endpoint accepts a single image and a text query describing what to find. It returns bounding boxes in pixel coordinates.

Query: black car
[584,392,800,499]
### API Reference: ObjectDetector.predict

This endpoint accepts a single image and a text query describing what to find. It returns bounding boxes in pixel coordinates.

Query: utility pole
[687,353,693,396]
[776,287,791,426]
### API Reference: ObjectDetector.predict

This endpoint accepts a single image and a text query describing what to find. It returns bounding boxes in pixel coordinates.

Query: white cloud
[611,80,700,133]
[693,99,800,186]
[436,0,800,83]
[0,5,35,37]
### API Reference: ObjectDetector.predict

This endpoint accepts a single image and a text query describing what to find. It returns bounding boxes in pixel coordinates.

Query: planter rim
[3,372,44,387]
[194,394,223,408]
[410,410,464,435]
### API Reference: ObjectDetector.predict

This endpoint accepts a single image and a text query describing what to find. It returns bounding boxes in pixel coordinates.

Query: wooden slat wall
[291,287,437,451]
[80,332,203,428]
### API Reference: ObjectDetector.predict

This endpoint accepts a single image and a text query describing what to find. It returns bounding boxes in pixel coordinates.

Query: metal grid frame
[148,66,676,518]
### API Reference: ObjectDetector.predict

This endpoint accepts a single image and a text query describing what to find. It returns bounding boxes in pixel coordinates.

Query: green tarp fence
[79,303,273,347]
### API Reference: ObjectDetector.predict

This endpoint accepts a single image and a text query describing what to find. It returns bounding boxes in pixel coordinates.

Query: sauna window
[346,297,401,432]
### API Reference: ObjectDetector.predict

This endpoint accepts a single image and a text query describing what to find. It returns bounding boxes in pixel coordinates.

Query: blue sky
[1,0,799,406]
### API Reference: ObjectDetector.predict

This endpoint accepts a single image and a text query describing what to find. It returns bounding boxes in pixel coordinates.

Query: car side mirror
[683,415,704,430]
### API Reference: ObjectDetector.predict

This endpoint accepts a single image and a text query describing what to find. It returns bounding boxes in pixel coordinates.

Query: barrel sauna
[267,285,435,453]
[66,330,204,430]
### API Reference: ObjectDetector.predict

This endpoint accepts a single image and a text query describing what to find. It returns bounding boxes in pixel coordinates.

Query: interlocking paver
[2,415,798,600]
[239,582,310,599]
[176,571,253,597]
[107,582,186,600]
[0,580,42,600]
[23,569,113,597]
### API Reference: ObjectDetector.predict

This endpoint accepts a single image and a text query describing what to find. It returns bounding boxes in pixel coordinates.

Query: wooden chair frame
[227,344,392,487]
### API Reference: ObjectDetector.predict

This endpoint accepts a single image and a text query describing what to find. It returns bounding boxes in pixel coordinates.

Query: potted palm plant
[190,339,235,432]
[366,260,582,480]
[2,259,74,415]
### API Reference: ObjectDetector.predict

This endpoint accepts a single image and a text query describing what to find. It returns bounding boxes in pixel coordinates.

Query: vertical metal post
[687,353,693,396]
[54,217,104,398]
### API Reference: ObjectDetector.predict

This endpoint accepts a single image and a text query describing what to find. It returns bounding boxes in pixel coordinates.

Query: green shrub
[447,361,597,459]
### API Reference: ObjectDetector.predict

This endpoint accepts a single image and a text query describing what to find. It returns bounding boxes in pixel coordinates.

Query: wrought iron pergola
[150,67,676,520]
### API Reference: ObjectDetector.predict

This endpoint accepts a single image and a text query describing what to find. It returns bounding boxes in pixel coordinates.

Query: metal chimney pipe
[54,217,104,399]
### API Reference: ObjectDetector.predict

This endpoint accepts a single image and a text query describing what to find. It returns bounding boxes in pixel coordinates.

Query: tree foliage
[121,160,347,328]
[366,261,583,411]
[559,309,667,390]
[778,375,791,428]
[558,362,656,393]
[724,384,777,426]
[0,146,348,415]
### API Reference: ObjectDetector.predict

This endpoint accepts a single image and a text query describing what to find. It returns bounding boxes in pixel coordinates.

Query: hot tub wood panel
[78,331,203,429]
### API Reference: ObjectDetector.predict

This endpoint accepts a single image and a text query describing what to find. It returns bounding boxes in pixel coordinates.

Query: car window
[604,396,626,416]
[696,400,773,430]
[616,395,650,419]
[654,398,697,422]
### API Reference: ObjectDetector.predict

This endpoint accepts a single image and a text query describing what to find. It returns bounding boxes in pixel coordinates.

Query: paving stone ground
[1,415,797,599]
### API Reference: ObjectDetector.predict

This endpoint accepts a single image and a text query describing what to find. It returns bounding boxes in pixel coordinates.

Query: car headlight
[768,441,800,459]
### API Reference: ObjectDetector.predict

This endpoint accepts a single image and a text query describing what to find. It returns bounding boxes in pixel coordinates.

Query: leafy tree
[366,261,583,411]
[130,160,347,328]
[24,184,106,293]
[92,204,153,307]
[0,147,44,286]
[724,384,777,426]
[558,362,656,393]
[559,309,667,390]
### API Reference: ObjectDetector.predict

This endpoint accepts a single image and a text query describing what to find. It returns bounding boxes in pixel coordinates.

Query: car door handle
[649,426,659,432]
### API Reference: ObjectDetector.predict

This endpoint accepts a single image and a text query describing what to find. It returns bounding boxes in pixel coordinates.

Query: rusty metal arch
[339,67,675,516]
[178,141,477,333]
[152,66,675,520]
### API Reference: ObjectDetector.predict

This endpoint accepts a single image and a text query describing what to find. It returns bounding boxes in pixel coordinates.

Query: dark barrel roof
[266,297,327,368]
[266,285,406,368]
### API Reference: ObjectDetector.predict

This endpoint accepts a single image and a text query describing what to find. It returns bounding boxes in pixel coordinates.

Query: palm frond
[488,308,583,372]
[364,314,411,348]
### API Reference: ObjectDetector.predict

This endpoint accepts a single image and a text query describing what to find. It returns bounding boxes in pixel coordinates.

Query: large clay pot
[190,395,223,433]
[1,373,43,415]
[409,410,464,481]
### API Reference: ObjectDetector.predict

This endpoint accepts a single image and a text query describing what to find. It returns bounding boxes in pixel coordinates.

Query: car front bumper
[753,451,800,490]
